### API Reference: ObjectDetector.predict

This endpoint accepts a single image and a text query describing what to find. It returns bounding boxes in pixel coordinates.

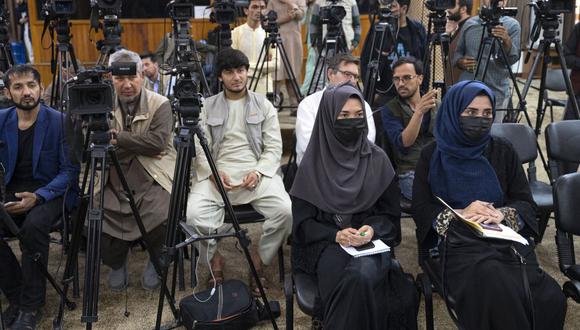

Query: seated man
[380,56,438,201]
[141,53,172,97]
[296,53,375,164]
[187,48,291,293]
[101,50,176,291]
[0,65,78,330]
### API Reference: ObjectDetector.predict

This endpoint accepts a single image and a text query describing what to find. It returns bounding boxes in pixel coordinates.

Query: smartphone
[4,201,18,207]
[480,222,503,232]
[355,241,375,252]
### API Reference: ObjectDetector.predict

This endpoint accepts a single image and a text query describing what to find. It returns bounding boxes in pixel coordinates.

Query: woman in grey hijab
[291,83,416,329]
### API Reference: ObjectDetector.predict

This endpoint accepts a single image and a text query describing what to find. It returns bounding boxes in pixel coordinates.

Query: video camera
[480,0,517,27]
[320,0,346,26]
[67,62,134,116]
[260,10,278,33]
[42,0,75,18]
[533,0,574,15]
[425,0,455,12]
[210,0,248,25]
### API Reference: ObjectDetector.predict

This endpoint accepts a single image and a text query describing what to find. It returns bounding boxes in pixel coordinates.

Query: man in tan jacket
[102,49,176,291]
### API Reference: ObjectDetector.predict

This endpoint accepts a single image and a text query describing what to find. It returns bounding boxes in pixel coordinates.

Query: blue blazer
[0,105,79,209]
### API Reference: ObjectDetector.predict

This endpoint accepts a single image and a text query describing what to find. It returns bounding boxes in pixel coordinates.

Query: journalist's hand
[240,171,260,191]
[210,171,233,191]
[6,192,38,215]
[461,200,504,224]
[335,228,359,247]
[458,56,477,72]
[110,128,119,145]
[417,89,438,114]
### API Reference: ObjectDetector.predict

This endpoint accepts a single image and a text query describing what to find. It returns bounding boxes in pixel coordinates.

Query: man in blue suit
[0,65,78,330]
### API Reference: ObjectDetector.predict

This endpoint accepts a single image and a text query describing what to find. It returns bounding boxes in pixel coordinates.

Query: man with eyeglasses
[295,53,376,164]
[380,56,438,202]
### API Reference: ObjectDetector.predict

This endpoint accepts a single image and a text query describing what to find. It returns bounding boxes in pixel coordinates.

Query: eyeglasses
[337,70,360,80]
[392,75,417,84]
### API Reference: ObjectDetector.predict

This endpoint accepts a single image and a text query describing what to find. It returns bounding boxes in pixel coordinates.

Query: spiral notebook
[341,239,390,258]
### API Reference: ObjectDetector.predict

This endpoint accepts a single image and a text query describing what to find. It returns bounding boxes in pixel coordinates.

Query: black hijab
[290,83,395,214]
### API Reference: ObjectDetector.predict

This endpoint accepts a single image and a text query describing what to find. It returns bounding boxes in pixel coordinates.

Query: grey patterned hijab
[290,83,395,214]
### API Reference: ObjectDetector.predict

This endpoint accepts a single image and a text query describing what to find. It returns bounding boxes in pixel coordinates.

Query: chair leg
[278,246,284,284]
[417,273,434,330]
[284,273,294,330]
[178,247,185,291]
[537,211,551,243]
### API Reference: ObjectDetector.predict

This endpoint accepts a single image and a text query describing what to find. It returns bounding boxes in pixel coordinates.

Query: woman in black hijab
[412,81,566,330]
[291,83,415,329]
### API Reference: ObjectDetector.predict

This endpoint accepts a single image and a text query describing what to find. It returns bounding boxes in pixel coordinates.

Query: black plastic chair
[284,252,402,330]
[545,120,580,183]
[538,69,570,130]
[553,172,580,302]
[490,123,553,242]
[415,230,463,330]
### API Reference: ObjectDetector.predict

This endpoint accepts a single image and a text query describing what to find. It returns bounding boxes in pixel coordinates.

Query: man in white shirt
[140,53,173,97]
[296,53,376,164]
[232,0,278,96]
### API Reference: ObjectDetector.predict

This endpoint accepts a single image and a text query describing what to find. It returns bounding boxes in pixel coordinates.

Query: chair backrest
[554,173,580,235]
[490,123,537,163]
[545,120,580,180]
[545,69,570,92]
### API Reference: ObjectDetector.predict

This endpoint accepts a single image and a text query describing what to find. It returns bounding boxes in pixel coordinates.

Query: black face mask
[334,118,366,145]
[460,116,492,142]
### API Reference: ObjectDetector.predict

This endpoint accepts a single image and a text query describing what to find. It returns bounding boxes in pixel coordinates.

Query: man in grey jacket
[187,48,291,293]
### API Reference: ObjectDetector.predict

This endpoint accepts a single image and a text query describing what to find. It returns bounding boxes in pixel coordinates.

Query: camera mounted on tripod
[90,0,124,50]
[210,0,248,25]
[425,0,455,34]
[260,10,279,34]
[67,63,135,117]
[320,0,346,27]
[480,0,517,29]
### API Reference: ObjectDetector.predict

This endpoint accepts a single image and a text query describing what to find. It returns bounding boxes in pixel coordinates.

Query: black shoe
[11,309,43,330]
[1,304,19,327]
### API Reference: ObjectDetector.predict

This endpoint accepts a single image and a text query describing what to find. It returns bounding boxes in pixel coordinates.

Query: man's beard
[15,96,41,111]
[448,11,461,22]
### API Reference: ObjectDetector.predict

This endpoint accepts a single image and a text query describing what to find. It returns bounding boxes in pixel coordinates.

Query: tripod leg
[534,49,549,135]
[554,42,580,119]
[277,40,304,102]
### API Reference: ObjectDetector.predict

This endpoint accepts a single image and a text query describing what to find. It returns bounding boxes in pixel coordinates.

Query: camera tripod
[54,118,179,330]
[474,22,550,177]
[521,17,580,134]
[423,10,453,94]
[45,18,79,110]
[307,21,349,95]
[249,27,303,110]
[362,11,397,108]
[154,86,278,330]
[95,15,124,66]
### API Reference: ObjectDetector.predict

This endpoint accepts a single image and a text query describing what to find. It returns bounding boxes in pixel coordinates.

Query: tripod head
[529,0,573,41]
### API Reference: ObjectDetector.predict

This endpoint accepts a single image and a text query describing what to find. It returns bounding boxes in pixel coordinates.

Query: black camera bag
[179,279,260,330]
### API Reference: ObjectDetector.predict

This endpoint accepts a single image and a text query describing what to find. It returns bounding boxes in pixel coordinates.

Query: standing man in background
[267,0,306,114]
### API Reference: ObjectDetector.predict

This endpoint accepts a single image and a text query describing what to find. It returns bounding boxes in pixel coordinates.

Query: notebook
[435,196,529,246]
[341,239,391,258]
